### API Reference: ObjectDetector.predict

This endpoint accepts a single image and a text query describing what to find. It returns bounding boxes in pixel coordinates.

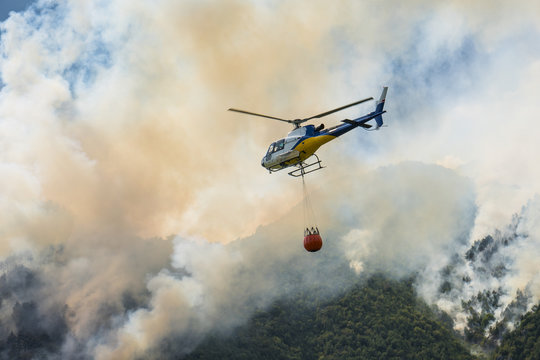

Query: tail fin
[374,86,388,127]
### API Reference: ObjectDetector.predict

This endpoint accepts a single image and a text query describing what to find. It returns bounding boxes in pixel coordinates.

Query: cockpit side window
[267,143,275,155]
[276,139,285,151]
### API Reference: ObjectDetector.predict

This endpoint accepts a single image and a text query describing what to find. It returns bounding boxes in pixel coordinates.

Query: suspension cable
[302,173,318,235]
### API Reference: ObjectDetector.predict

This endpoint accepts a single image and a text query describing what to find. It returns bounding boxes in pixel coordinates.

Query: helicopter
[229,87,388,177]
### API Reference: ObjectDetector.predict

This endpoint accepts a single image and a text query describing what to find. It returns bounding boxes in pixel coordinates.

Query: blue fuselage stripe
[325,123,357,137]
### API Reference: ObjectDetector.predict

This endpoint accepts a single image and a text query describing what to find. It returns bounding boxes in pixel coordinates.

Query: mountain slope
[184,275,475,360]
[492,304,540,360]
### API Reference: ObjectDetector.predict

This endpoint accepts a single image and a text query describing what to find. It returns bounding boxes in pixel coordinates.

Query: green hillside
[185,275,475,360]
[492,304,540,360]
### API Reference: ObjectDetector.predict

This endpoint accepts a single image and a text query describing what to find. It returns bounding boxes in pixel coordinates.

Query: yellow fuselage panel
[294,134,336,161]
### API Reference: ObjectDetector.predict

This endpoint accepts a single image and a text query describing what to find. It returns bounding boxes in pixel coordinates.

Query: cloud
[339,162,476,277]
[91,162,476,357]
[414,195,540,333]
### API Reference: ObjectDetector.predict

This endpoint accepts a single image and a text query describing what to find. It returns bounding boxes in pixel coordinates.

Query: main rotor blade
[302,97,374,121]
[228,108,293,124]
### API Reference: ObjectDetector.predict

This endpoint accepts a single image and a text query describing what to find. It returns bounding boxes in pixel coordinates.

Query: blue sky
[0,0,34,21]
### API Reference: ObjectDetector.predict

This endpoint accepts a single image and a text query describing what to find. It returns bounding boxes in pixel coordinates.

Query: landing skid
[288,154,325,177]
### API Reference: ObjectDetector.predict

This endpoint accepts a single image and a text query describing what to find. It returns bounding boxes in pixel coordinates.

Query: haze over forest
[1,0,540,359]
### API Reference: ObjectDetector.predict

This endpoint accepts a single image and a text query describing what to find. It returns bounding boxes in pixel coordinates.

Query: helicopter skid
[288,154,324,177]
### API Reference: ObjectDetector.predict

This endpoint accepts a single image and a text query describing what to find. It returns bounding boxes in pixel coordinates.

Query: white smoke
[414,196,540,334]
[339,163,476,276]
[93,162,477,358]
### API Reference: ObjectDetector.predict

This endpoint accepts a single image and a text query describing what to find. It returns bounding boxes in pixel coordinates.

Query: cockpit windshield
[266,139,285,155]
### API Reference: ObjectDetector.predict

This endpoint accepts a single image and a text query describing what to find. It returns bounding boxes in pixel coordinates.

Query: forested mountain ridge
[176,205,540,360]
[492,304,540,360]
[184,275,475,360]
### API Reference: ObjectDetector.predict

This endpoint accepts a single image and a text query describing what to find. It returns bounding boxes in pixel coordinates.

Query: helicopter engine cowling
[314,123,325,132]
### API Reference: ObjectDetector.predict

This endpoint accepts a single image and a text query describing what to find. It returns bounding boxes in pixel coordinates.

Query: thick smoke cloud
[0,258,69,359]
[1,0,540,358]
[415,195,540,334]
[94,162,476,358]
[339,163,475,277]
